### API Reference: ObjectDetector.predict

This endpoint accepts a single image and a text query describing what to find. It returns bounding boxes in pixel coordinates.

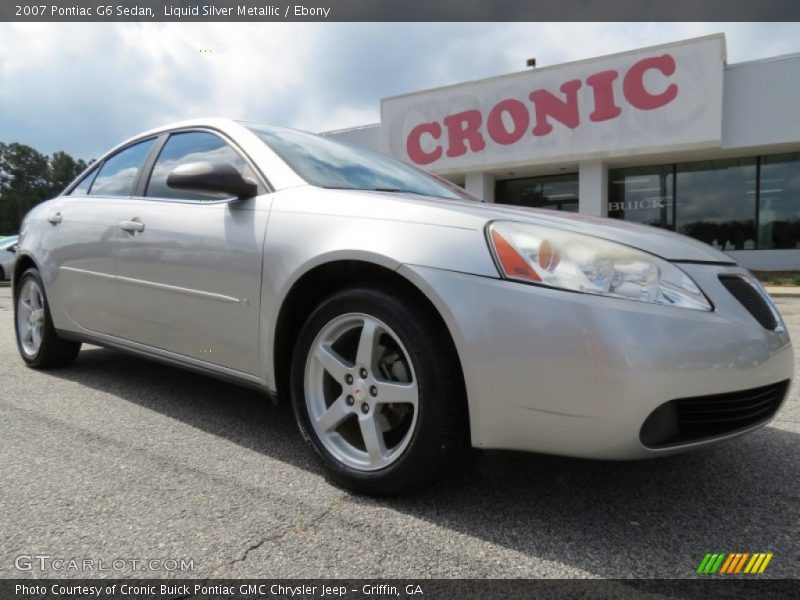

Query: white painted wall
[380,35,725,172]
[464,172,495,202]
[578,161,608,217]
[726,250,800,271]
[721,54,800,150]
[321,124,382,149]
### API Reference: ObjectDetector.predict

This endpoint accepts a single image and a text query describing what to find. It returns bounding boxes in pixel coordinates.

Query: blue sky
[1,22,800,160]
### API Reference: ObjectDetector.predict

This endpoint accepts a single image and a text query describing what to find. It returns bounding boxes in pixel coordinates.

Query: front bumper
[400,263,793,459]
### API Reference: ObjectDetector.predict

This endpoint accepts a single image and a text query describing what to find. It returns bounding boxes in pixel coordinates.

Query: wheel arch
[271,260,468,418]
[12,252,39,295]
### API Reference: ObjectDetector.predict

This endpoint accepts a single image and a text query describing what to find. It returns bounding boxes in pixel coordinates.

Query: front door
[113,130,270,376]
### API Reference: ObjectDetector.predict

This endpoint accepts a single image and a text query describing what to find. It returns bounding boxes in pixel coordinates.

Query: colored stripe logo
[696,552,773,574]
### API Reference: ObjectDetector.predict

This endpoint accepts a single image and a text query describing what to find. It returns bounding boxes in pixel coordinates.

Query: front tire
[291,285,467,495]
[15,268,81,368]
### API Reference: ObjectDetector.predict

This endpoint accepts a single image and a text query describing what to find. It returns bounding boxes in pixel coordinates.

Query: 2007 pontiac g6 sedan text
[13,119,794,494]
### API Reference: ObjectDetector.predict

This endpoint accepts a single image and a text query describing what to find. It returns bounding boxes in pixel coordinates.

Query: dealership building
[325,34,800,270]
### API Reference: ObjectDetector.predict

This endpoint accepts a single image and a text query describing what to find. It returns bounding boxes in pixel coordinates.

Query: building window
[759,153,800,249]
[675,158,757,251]
[608,165,674,229]
[495,173,578,212]
[610,153,800,252]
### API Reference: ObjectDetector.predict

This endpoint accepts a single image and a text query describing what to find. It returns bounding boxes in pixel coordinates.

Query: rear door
[113,130,271,376]
[48,138,157,335]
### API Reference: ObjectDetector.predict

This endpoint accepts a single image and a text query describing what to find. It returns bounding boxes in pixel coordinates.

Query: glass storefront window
[675,158,757,251]
[608,165,674,229]
[759,153,800,249]
[495,173,578,212]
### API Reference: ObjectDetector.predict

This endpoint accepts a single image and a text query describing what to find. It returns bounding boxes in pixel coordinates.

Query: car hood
[393,194,736,264]
[284,187,736,264]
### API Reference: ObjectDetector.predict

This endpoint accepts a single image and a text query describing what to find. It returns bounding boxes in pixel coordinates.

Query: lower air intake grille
[719,275,778,330]
[640,380,789,448]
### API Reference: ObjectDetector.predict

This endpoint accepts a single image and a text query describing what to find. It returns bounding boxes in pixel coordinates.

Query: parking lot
[0,283,798,579]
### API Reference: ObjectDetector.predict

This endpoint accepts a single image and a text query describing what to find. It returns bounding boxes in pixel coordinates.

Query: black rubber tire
[291,284,468,496]
[14,267,81,369]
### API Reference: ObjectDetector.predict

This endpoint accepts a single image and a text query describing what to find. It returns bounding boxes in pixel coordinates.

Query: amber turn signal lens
[490,229,541,282]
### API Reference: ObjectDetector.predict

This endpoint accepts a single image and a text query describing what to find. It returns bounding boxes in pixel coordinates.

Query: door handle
[119,219,145,233]
[47,212,62,225]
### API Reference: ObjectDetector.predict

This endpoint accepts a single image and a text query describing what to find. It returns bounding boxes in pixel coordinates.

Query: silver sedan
[13,119,794,494]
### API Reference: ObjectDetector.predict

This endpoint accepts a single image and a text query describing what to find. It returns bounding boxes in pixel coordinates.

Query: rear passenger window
[89,138,156,197]
[145,131,256,201]
[69,166,99,196]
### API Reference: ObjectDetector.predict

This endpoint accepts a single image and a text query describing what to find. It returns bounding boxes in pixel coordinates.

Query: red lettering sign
[623,54,678,110]
[443,110,486,158]
[529,79,582,136]
[487,99,529,145]
[404,53,680,165]
[406,121,443,165]
[586,70,622,122]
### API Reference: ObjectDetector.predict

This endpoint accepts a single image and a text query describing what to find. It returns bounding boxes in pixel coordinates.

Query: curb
[764,286,800,298]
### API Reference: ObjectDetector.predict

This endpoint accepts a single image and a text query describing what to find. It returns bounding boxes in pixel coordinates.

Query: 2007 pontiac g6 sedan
[13,118,794,494]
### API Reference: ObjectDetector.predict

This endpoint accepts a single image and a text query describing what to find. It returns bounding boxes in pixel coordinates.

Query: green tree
[0,143,89,235]
[48,151,88,197]
[0,143,49,235]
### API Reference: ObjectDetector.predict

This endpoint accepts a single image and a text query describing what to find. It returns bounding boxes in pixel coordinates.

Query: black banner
[4,0,800,22]
[3,579,800,600]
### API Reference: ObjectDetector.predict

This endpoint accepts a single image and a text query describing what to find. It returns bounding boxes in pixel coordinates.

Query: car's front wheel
[15,267,81,368]
[291,285,467,495]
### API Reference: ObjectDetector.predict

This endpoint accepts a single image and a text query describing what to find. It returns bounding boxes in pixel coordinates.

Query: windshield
[246,124,477,202]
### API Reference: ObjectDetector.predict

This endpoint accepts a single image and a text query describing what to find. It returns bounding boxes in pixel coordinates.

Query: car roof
[114,118,295,150]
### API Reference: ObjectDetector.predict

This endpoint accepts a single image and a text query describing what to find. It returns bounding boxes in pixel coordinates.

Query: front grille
[719,275,778,330]
[640,380,789,448]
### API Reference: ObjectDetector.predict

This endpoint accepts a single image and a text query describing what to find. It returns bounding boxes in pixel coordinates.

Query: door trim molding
[60,266,242,304]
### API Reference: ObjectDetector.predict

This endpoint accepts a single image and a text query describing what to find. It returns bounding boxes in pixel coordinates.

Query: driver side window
[145,131,256,201]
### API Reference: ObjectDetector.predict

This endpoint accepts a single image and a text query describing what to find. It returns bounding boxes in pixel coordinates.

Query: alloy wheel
[304,313,419,471]
[17,278,46,357]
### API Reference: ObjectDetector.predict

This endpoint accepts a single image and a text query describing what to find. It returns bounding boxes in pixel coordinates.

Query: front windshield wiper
[323,186,433,197]
[371,188,429,195]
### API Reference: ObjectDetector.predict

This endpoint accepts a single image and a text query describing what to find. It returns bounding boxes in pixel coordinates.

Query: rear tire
[291,284,467,495]
[15,267,81,369]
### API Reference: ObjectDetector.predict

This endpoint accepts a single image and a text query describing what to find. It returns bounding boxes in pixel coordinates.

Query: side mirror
[166,162,258,200]
[8,245,17,254]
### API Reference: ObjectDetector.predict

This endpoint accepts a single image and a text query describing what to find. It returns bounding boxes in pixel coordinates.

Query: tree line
[0,142,90,235]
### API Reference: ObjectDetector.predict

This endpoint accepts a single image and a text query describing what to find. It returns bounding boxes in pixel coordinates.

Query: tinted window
[675,158,757,251]
[69,165,98,196]
[146,131,255,201]
[609,165,674,229]
[496,174,579,212]
[759,153,800,249]
[247,124,475,201]
[90,139,156,197]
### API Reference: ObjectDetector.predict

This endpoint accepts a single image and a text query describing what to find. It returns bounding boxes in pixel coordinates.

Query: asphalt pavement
[0,283,798,579]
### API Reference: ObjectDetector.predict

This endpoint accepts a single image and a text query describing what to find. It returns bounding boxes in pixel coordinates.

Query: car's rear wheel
[15,268,81,368]
[291,285,467,495]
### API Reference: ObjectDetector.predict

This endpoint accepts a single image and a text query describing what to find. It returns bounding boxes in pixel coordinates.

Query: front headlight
[487,221,712,311]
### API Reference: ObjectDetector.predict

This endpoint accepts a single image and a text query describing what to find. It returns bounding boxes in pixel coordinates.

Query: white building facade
[325,34,800,270]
